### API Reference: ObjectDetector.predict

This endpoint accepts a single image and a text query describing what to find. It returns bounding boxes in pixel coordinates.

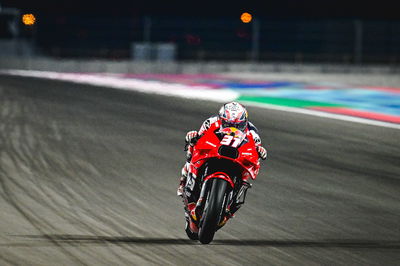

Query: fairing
[190,122,260,181]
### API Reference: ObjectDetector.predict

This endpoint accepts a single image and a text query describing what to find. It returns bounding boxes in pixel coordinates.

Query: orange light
[240,12,252,23]
[22,14,36,26]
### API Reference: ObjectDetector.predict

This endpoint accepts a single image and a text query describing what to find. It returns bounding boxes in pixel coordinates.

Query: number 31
[220,135,241,148]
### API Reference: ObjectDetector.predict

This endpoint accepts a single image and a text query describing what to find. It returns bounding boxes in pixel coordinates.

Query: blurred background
[0,1,400,264]
[1,0,399,66]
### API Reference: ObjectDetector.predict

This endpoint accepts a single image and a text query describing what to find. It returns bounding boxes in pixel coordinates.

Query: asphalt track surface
[0,74,399,265]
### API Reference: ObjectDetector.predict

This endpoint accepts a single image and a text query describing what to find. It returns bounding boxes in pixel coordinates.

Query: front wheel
[198,178,228,244]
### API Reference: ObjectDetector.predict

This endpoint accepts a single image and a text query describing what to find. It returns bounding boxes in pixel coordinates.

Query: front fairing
[190,124,260,180]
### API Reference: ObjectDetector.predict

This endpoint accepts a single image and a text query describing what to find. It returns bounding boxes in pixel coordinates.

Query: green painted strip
[238,95,346,108]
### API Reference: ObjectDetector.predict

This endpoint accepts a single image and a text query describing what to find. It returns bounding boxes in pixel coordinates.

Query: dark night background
[4,0,399,19]
[1,0,399,63]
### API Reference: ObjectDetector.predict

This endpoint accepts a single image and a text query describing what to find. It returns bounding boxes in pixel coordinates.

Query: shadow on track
[10,235,400,249]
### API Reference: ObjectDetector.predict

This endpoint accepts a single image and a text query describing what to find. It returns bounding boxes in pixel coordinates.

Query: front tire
[198,178,228,244]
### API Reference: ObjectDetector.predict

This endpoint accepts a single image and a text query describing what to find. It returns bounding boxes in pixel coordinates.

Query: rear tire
[198,178,228,244]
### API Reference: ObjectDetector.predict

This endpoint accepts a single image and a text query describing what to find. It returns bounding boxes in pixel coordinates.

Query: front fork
[183,176,213,226]
[183,163,252,229]
[193,177,250,228]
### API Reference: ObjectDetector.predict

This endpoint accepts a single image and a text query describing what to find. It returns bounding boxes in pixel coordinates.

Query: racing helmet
[218,102,248,131]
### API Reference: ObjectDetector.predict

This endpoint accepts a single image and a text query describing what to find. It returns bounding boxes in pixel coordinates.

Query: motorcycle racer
[177,102,267,197]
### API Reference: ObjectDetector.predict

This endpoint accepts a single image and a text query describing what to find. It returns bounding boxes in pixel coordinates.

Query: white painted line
[1,70,238,102]
[2,69,400,130]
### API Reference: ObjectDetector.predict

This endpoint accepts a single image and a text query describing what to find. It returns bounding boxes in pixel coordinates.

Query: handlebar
[184,135,201,151]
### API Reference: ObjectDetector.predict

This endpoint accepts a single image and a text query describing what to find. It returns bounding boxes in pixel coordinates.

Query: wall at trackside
[1,56,400,75]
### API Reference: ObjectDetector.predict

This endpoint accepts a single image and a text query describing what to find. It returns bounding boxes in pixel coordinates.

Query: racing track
[0,74,399,265]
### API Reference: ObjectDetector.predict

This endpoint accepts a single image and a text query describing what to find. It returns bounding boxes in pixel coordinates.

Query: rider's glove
[257,146,267,160]
[185,130,198,144]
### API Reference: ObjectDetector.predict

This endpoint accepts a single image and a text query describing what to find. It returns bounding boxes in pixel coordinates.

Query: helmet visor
[221,120,247,131]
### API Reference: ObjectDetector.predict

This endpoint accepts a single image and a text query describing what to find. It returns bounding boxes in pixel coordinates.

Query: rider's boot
[178,147,193,196]
[177,163,189,197]
[186,202,198,233]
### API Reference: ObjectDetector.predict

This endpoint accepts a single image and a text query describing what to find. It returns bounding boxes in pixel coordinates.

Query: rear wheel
[198,178,228,244]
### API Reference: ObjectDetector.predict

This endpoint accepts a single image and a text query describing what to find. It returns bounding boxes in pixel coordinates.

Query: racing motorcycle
[182,122,261,244]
